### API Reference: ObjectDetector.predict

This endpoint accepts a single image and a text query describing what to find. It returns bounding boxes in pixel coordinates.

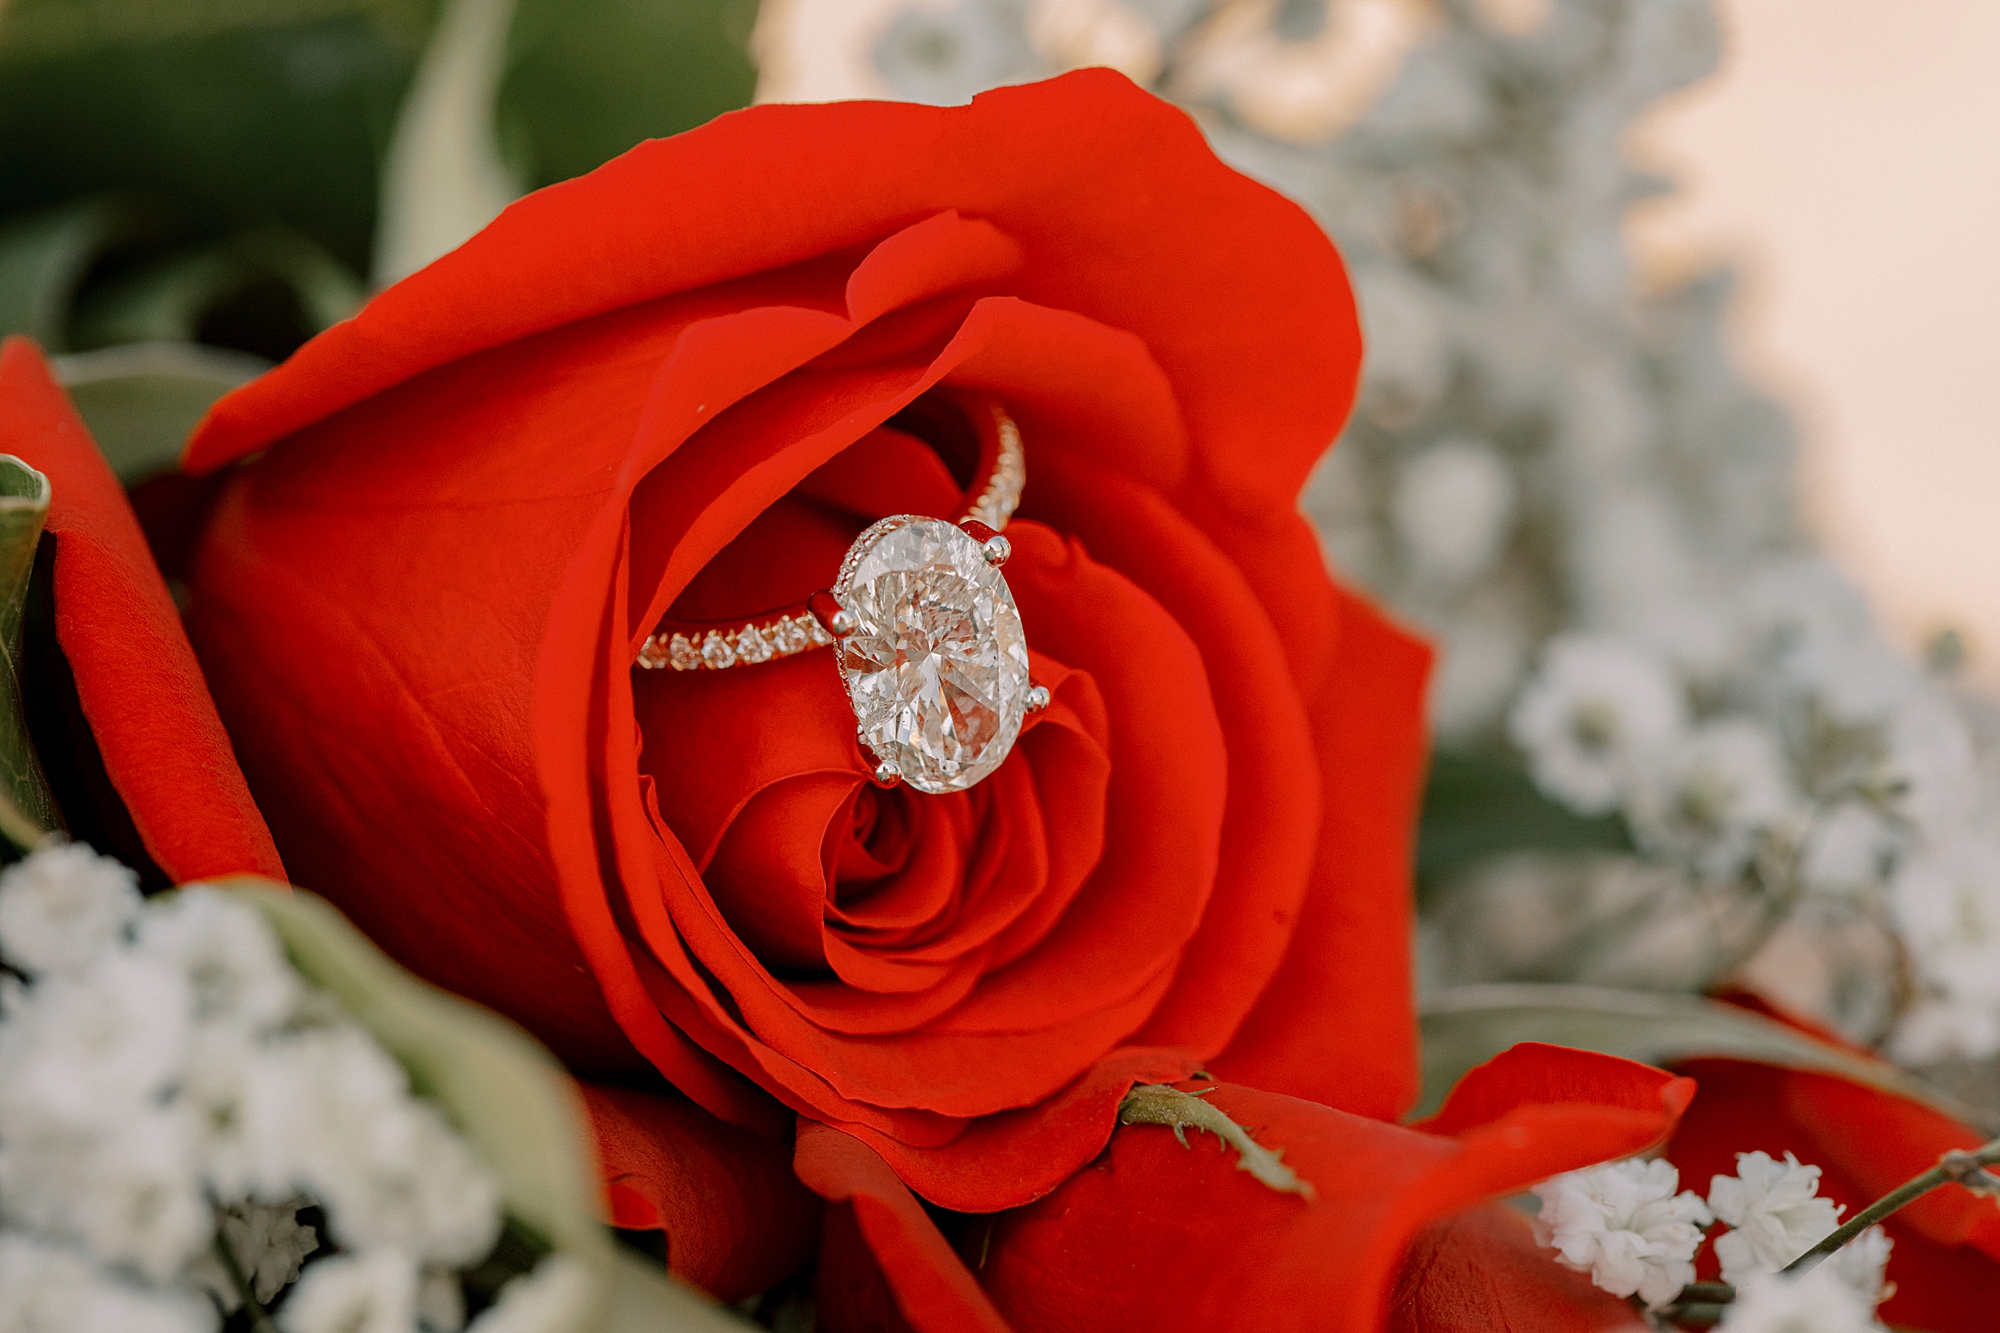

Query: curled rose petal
[0,337,282,885]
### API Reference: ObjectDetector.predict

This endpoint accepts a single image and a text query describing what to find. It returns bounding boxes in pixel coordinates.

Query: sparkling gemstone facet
[832,515,1031,795]
[735,624,774,664]
[667,634,702,671]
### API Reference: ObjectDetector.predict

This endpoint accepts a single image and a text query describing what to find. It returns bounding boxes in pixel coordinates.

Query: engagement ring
[637,398,1047,795]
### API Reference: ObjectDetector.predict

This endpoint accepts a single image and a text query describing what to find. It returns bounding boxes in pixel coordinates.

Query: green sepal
[0,454,60,847]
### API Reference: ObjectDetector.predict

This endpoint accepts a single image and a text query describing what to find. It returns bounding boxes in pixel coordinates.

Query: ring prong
[1025,683,1052,713]
[980,533,1011,567]
[871,759,903,788]
[809,589,859,639]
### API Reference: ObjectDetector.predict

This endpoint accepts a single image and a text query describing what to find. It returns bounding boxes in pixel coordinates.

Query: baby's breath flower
[0,1232,216,1333]
[1708,1151,1844,1285]
[1510,634,1684,815]
[278,1250,419,1333]
[1,952,192,1128]
[1628,719,1796,882]
[0,844,140,978]
[134,888,301,1034]
[467,1255,593,1333]
[1823,1225,1893,1307]
[269,1025,502,1267]
[1532,1157,1712,1308]
[1720,1266,1882,1333]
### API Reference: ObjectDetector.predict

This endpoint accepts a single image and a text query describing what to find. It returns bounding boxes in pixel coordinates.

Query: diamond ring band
[637,399,1046,795]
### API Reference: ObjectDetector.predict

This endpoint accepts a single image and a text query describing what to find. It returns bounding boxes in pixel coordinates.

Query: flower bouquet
[0,1,1997,1327]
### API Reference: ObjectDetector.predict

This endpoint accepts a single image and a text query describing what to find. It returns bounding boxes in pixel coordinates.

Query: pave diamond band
[635,395,1044,794]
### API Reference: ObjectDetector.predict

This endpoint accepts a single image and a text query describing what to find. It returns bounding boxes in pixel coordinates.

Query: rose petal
[581,1081,819,1303]
[981,1055,1691,1332]
[1211,585,1432,1118]
[0,337,283,884]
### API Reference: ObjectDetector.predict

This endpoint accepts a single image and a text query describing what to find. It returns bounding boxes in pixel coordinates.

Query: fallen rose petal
[0,336,281,885]
[580,1081,820,1304]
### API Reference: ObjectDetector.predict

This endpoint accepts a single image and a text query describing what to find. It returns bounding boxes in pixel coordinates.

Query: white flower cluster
[0,843,581,1333]
[1532,1152,1893,1322]
[866,0,2000,1057]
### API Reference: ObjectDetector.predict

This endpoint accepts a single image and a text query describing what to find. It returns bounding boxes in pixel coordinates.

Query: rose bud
[180,70,1429,1207]
[0,337,282,885]
[798,1043,1690,1332]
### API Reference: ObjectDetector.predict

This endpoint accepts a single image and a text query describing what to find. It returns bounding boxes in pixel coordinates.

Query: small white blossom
[1887,833,2000,1062]
[134,888,300,1033]
[1708,1151,1844,1284]
[1391,438,1517,587]
[1510,633,1685,814]
[1720,1267,1881,1333]
[1532,1157,1712,1308]
[0,951,192,1128]
[467,1255,594,1333]
[69,1106,210,1284]
[1628,719,1796,881]
[178,1027,296,1200]
[0,844,140,978]
[1822,1226,1893,1307]
[0,1233,216,1333]
[0,1107,206,1284]
[270,1025,502,1266]
[278,1250,419,1333]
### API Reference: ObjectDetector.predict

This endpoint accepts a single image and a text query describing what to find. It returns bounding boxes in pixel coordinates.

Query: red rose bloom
[0,337,282,886]
[180,70,1429,1207]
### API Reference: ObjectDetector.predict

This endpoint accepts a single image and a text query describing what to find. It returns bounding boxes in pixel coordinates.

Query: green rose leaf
[1417,750,1630,900]
[54,341,265,484]
[1417,982,2000,1133]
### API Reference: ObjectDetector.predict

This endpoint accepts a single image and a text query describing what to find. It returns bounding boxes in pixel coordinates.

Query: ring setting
[637,400,1044,795]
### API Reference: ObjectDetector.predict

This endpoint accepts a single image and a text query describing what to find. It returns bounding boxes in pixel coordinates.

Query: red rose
[180,70,1429,1208]
[0,337,282,885]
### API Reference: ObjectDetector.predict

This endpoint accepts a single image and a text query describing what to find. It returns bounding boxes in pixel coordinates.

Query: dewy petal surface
[835,517,1030,795]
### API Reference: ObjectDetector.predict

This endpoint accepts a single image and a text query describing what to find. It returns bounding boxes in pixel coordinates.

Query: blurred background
[6,0,1999,1099]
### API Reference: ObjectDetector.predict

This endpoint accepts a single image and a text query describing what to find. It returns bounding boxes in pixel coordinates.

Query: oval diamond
[832,515,1032,794]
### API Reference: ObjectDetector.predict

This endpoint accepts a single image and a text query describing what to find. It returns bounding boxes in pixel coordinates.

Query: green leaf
[499,0,758,190]
[0,454,61,845]
[1418,750,1630,901]
[54,342,266,483]
[0,198,116,348]
[70,227,364,350]
[373,0,523,285]
[223,880,750,1330]
[0,1,440,277]
[1416,982,2000,1134]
